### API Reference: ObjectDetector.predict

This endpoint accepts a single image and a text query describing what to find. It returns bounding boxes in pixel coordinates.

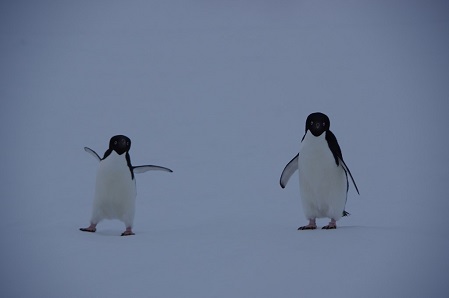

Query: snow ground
[1,1,449,297]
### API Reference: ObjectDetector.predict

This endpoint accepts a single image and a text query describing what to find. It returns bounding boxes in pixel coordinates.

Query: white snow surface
[1,1,449,297]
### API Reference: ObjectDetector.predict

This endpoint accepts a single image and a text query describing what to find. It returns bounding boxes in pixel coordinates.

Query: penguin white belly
[298,133,347,220]
[91,152,136,227]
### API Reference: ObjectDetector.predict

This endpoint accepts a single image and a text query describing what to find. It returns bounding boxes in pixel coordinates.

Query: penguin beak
[315,123,321,129]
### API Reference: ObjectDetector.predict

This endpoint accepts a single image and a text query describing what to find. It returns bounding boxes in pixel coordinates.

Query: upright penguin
[80,135,172,236]
[280,112,359,230]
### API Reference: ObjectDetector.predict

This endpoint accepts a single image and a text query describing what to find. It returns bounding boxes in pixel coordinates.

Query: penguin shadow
[80,228,136,237]
[336,225,363,230]
[333,225,389,231]
[295,225,364,231]
[93,230,124,237]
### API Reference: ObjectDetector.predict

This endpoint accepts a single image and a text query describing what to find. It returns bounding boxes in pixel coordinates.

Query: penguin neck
[299,130,336,172]
[301,130,327,148]
[100,151,134,180]
[100,151,126,168]
[300,131,332,160]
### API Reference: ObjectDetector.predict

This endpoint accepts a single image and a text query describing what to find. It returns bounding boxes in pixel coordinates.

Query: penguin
[280,112,359,230]
[80,135,172,236]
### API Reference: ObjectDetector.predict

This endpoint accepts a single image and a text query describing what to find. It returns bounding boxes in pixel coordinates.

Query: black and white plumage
[280,113,359,230]
[80,135,172,236]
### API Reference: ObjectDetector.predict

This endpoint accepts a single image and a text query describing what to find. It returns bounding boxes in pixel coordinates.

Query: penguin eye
[310,121,314,126]
[114,141,118,145]
[323,122,326,127]
[126,142,130,146]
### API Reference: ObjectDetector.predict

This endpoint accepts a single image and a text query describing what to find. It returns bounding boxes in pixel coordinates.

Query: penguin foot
[298,225,317,230]
[121,228,135,236]
[322,219,337,230]
[298,219,317,230]
[80,227,96,233]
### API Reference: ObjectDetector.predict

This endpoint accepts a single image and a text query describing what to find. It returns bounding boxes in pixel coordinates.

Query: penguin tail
[342,210,350,217]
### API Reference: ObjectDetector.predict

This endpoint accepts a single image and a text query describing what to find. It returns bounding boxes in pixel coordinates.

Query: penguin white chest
[93,152,136,221]
[298,132,347,219]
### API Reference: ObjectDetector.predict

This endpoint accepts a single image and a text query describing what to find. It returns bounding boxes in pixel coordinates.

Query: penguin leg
[322,219,337,230]
[80,223,97,233]
[121,227,135,236]
[298,219,317,230]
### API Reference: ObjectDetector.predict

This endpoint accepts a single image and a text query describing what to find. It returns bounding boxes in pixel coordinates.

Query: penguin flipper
[339,157,360,195]
[133,165,173,174]
[84,147,101,162]
[280,153,299,188]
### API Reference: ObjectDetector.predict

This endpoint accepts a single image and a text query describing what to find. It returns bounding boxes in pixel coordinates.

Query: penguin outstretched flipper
[133,165,173,174]
[84,147,101,162]
[280,153,299,188]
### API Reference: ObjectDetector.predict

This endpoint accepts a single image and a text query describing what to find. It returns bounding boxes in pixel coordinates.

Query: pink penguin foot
[298,219,317,230]
[322,219,337,230]
[298,225,317,230]
[80,224,97,233]
[121,228,135,236]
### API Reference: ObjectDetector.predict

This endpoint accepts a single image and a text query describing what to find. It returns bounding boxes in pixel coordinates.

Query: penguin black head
[109,135,131,155]
[305,112,330,137]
